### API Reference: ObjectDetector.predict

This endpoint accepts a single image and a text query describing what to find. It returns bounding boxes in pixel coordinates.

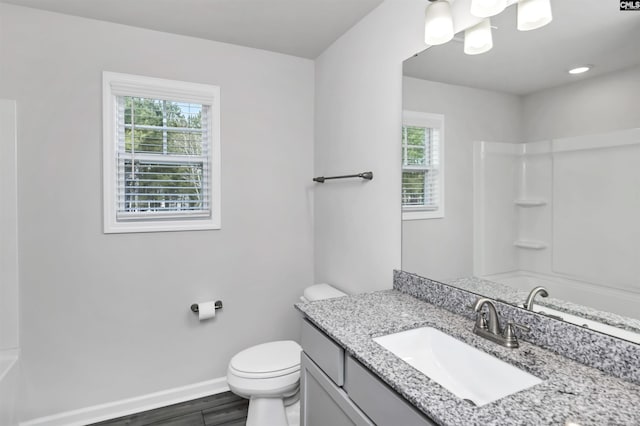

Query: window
[402,111,444,220]
[103,72,220,233]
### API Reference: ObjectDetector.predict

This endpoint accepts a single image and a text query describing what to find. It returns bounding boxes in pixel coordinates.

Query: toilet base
[246,397,288,426]
[285,400,300,426]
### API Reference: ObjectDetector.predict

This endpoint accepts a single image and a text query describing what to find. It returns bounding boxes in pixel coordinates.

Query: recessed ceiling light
[568,66,592,75]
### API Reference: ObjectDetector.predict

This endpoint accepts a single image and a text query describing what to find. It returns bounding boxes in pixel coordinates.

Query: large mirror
[401,1,640,343]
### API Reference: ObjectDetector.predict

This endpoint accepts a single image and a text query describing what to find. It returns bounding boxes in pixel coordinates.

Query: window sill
[402,209,444,221]
[104,218,220,234]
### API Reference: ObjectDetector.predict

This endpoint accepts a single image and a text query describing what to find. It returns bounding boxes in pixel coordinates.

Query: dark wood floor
[90,392,248,426]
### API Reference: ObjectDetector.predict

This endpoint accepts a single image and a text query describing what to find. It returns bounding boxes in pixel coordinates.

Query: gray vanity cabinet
[300,319,372,426]
[300,319,436,426]
[301,352,373,426]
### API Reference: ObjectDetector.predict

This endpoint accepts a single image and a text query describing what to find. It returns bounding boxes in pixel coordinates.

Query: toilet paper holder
[190,300,223,313]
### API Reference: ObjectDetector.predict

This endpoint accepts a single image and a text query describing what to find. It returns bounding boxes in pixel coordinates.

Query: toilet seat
[228,363,299,379]
[227,368,300,396]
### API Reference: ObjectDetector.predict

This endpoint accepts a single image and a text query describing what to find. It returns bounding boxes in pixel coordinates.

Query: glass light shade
[464,19,493,55]
[470,0,507,18]
[517,0,553,31]
[424,0,454,46]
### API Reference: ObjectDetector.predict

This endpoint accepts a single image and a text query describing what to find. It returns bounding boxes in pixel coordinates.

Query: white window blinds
[402,111,444,220]
[103,72,221,233]
[402,125,440,209]
[116,97,210,220]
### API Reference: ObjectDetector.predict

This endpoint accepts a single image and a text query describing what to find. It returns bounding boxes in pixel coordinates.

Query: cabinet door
[344,355,437,426]
[301,353,374,426]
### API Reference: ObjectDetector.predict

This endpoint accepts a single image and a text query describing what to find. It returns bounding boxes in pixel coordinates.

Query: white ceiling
[0,0,384,58]
[404,1,640,95]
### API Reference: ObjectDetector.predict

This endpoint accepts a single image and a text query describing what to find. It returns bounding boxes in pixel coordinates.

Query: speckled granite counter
[296,290,640,426]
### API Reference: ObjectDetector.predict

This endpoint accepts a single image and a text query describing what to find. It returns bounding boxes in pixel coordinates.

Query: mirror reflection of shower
[473,129,640,320]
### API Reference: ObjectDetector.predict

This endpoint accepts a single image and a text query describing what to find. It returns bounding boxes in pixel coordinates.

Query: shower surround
[473,128,640,318]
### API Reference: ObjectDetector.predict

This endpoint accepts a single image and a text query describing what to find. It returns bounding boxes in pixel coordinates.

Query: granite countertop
[295,290,640,426]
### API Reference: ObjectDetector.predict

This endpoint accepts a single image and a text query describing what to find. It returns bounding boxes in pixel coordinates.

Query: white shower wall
[551,130,640,291]
[472,141,520,277]
[515,140,553,275]
[474,128,640,316]
[0,100,18,354]
[0,99,20,426]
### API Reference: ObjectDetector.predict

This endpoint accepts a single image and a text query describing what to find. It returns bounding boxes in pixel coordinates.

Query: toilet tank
[301,283,347,302]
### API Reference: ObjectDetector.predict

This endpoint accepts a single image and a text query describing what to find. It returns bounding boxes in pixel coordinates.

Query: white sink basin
[373,327,542,406]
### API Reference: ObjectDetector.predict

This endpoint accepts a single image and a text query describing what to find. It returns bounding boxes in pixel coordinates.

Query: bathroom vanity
[300,319,435,426]
[296,280,640,425]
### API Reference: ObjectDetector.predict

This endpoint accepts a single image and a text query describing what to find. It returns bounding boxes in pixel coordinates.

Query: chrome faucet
[473,298,501,334]
[472,297,529,348]
[523,286,548,311]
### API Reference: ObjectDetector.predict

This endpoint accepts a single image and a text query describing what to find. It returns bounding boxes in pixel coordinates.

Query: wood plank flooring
[90,392,248,426]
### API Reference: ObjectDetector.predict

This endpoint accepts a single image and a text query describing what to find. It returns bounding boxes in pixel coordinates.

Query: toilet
[226,284,347,426]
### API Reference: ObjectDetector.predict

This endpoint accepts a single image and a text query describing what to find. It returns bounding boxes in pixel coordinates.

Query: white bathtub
[529,305,640,344]
[483,271,640,344]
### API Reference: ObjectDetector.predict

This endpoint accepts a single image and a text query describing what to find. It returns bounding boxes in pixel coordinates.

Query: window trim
[402,110,445,221]
[103,71,221,233]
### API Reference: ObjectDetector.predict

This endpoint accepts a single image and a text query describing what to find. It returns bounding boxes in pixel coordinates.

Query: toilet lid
[230,340,301,375]
[303,283,347,302]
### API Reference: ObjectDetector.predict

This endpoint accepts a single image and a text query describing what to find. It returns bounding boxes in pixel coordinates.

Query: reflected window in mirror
[402,111,444,220]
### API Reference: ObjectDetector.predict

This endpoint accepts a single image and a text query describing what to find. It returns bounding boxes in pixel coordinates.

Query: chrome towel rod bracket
[313,171,373,183]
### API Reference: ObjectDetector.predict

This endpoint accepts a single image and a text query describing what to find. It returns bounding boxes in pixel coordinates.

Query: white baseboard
[20,377,229,426]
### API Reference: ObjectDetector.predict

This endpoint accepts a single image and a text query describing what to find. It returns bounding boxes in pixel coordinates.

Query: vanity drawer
[344,355,436,426]
[301,319,345,386]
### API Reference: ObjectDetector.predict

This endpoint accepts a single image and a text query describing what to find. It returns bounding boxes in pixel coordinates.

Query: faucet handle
[502,321,530,347]
[511,322,531,333]
[475,312,489,330]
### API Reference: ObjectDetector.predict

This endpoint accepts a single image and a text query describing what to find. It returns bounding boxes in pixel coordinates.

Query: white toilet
[226,284,347,426]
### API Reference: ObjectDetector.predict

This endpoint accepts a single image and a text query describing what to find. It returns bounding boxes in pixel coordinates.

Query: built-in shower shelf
[514,199,547,207]
[513,240,547,249]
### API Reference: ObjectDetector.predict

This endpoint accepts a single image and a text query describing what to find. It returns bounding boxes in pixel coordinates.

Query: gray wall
[313,0,480,294]
[522,65,640,142]
[0,4,314,421]
[401,77,522,280]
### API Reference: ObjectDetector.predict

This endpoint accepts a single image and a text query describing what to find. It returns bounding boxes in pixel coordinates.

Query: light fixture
[517,0,553,31]
[424,0,454,46]
[568,66,592,75]
[464,19,493,55]
[470,0,507,18]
